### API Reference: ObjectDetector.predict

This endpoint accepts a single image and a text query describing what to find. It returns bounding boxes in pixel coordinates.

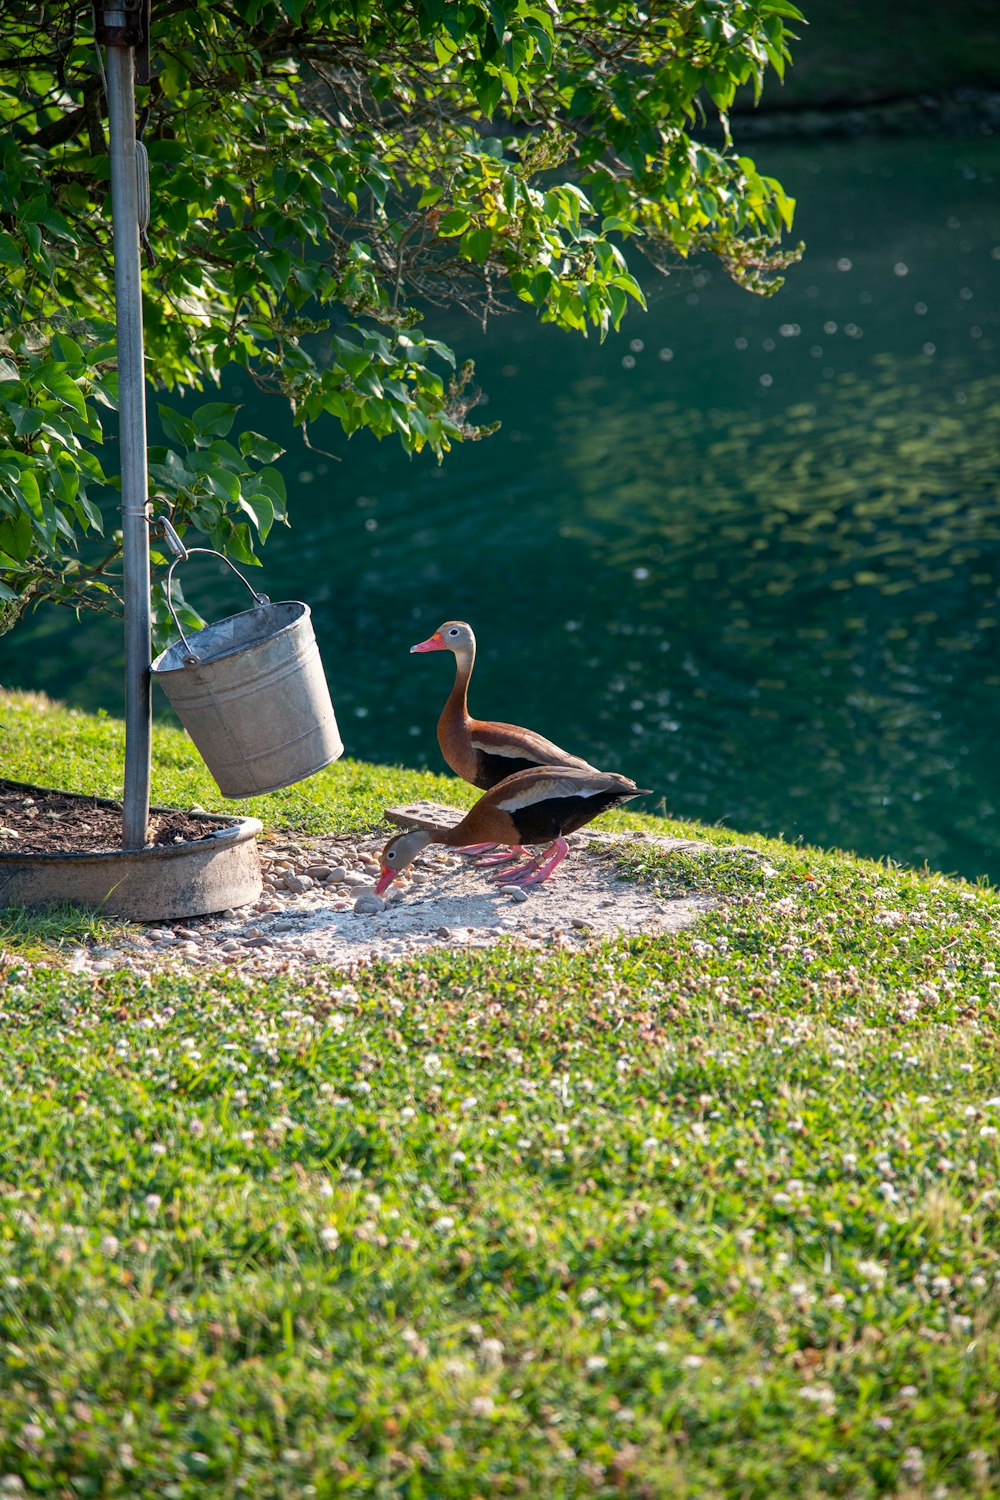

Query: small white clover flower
[319,1226,340,1251]
[798,1384,835,1410]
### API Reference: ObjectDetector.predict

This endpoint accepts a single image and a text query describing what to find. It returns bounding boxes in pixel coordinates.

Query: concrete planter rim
[0,780,263,921]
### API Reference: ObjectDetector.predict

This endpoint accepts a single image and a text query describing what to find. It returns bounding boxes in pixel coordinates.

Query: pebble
[354,893,385,915]
[508,888,530,903]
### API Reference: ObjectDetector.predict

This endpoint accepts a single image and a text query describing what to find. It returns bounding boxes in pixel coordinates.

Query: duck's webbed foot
[493,837,569,887]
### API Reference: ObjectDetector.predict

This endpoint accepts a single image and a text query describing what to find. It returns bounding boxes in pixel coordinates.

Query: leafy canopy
[0,0,803,637]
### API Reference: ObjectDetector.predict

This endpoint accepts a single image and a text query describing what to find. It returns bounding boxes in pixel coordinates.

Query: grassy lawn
[2,687,999,1497]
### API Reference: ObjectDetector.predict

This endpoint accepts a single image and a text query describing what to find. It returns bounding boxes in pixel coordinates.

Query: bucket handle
[156,520,270,665]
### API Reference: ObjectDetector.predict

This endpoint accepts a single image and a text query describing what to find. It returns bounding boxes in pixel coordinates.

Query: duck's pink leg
[494,837,569,887]
[474,845,527,867]
[455,842,527,865]
[491,853,540,884]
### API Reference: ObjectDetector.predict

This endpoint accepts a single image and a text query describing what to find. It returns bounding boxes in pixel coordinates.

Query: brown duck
[410,620,597,790]
[376,764,650,893]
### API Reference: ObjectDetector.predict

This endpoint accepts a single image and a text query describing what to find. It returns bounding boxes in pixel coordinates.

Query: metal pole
[103,19,151,849]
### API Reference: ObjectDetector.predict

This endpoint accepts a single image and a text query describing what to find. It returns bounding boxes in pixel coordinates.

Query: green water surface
[3,134,999,880]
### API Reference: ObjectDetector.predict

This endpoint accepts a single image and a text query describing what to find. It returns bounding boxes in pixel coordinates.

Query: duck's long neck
[438,643,475,746]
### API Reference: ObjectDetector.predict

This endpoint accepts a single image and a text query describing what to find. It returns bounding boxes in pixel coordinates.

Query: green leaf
[237,488,275,540]
[10,405,44,439]
[255,466,287,510]
[50,334,85,364]
[475,73,503,116]
[239,431,285,464]
[436,210,470,237]
[38,365,87,418]
[461,226,493,264]
[158,405,197,449]
[0,509,33,564]
[192,403,240,438]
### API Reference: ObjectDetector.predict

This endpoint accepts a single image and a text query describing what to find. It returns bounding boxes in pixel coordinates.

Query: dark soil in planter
[0,780,237,855]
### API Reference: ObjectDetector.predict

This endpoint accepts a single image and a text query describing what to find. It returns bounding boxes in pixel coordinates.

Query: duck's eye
[448,627,460,636]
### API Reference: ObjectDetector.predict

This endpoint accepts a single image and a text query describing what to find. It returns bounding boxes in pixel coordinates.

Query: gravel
[60,829,714,978]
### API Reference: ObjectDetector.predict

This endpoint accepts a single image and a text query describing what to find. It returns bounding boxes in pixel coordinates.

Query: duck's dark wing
[491,768,646,844]
[468,721,596,790]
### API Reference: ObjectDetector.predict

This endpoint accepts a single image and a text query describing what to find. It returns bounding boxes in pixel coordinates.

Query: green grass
[2,687,1000,1498]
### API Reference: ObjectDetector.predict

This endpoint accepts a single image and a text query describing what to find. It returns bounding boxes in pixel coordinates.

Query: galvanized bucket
[151,546,343,798]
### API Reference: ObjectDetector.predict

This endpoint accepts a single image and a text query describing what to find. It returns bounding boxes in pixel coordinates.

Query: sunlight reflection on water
[3,135,999,878]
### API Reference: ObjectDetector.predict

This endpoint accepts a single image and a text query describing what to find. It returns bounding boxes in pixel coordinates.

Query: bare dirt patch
[0,780,236,855]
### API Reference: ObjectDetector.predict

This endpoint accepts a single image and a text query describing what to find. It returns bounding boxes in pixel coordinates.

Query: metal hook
[152,514,189,560]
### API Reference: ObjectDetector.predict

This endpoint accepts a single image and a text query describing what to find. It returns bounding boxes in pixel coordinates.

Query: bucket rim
[151,599,312,675]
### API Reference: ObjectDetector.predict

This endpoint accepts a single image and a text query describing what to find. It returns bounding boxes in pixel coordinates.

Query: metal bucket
[151,548,343,798]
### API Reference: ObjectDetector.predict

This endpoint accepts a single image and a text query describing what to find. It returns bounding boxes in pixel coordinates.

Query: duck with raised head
[410,620,597,790]
[411,618,599,863]
[376,764,650,894]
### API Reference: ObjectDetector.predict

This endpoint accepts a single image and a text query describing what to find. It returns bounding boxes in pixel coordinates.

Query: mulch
[0,779,236,855]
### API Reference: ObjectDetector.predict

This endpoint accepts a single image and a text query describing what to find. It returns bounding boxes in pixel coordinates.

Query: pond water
[3,134,999,881]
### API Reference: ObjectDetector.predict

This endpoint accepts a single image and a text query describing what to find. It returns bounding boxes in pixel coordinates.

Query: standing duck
[411,620,597,790]
[375,765,650,894]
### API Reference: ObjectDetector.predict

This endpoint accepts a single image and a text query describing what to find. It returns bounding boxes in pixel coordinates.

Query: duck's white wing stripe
[496,776,606,813]
[469,739,531,758]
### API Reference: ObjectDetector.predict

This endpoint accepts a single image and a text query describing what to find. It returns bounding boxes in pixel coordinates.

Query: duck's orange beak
[375,864,396,896]
[410,630,445,654]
